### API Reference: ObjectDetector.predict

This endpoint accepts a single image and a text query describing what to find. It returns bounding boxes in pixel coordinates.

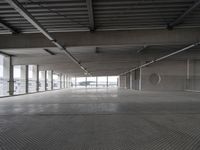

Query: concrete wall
[120,60,191,91]
[141,60,187,91]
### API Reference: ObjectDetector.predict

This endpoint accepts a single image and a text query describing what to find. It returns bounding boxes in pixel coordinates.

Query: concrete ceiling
[0,44,199,76]
[1,0,200,34]
[1,0,200,76]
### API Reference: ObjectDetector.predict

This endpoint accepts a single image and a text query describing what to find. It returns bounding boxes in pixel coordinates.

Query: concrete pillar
[0,55,10,96]
[63,74,65,88]
[44,71,47,91]
[96,77,98,87]
[130,71,133,89]
[186,59,190,90]
[85,77,87,88]
[8,57,14,96]
[46,70,52,90]
[66,75,69,88]
[63,74,66,88]
[36,65,39,92]
[75,77,77,87]
[126,73,130,89]
[106,76,108,87]
[59,73,62,89]
[25,65,29,94]
[65,74,68,88]
[20,65,26,94]
[139,68,142,91]
[51,70,53,90]
[39,70,45,91]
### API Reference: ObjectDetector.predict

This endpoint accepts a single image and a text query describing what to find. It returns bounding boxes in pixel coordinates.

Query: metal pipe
[119,42,200,76]
[0,19,18,34]
[86,0,95,31]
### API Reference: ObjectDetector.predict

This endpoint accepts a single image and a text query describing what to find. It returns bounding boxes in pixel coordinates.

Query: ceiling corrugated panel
[0,0,199,34]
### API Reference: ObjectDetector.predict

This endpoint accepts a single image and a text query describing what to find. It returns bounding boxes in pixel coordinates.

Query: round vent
[149,73,161,85]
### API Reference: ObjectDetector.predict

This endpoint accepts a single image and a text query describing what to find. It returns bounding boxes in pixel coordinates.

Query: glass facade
[70,76,119,88]
[39,71,45,91]
[14,65,26,95]
[97,76,107,88]
[0,56,70,97]
[108,76,118,88]
[87,77,97,88]
[71,77,76,88]
[53,73,61,90]
[28,65,37,93]
[76,77,86,88]
[61,74,65,88]
[0,55,117,97]
[46,70,52,90]
[0,55,9,97]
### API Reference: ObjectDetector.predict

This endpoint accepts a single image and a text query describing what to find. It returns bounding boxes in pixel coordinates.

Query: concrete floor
[0,88,200,150]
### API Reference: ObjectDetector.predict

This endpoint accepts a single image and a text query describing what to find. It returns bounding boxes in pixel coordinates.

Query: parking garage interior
[0,0,200,149]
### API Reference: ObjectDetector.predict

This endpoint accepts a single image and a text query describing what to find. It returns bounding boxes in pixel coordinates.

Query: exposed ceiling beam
[1,29,200,49]
[0,19,18,34]
[120,42,200,75]
[0,50,14,57]
[5,0,91,75]
[86,0,95,31]
[43,48,56,55]
[168,0,200,29]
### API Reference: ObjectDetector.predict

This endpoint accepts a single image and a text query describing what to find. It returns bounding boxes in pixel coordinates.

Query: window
[0,55,9,97]
[61,74,65,88]
[76,77,86,88]
[39,71,45,91]
[97,76,107,88]
[53,73,60,90]
[28,65,37,93]
[71,77,76,88]
[46,70,52,90]
[14,65,26,95]
[108,76,118,88]
[86,77,97,88]
[69,76,119,89]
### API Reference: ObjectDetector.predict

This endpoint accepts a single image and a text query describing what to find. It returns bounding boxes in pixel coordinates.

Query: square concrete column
[186,59,190,90]
[139,68,142,91]
[18,65,26,94]
[8,57,14,96]
[25,65,29,94]
[65,74,68,88]
[63,74,65,88]
[75,77,77,87]
[96,77,98,87]
[106,76,108,87]
[44,71,47,91]
[51,71,53,90]
[46,70,52,90]
[59,73,62,89]
[36,65,39,92]
[66,75,70,88]
[126,73,130,89]
[130,71,133,89]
